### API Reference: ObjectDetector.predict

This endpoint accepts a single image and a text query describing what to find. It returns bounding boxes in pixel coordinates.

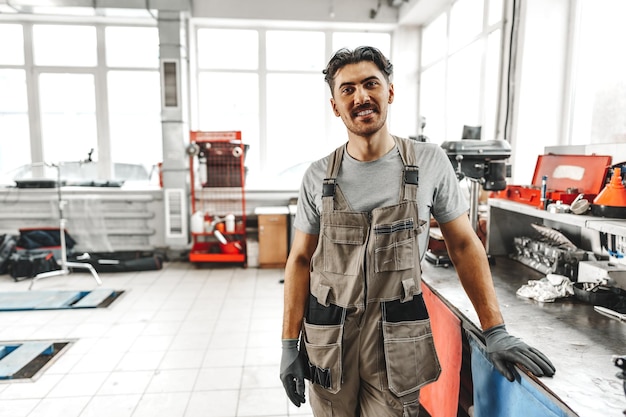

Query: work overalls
[303,136,441,417]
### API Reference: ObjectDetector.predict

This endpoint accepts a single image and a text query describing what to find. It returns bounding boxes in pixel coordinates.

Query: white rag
[516,274,575,302]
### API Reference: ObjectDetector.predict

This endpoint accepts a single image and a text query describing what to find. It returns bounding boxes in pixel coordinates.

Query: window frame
[0,18,161,182]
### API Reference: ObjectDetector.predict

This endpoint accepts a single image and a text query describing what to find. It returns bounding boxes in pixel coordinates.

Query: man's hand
[280,339,307,407]
[484,324,556,382]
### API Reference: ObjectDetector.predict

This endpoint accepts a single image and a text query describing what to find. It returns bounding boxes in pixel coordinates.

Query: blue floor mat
[0,289,121,311]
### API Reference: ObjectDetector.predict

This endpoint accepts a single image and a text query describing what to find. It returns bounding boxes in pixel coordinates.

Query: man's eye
[341,87,353,95]
[366,81,379,88]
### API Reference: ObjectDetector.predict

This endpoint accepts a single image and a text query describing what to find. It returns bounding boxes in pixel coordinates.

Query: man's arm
[280,229,318,407]
[282,229,318,339]
[438,214,555,381]
[437,214,503,330]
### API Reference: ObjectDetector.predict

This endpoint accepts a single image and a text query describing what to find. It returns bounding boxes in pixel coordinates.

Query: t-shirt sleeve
[293,163,322,235]
[430,146,470,224]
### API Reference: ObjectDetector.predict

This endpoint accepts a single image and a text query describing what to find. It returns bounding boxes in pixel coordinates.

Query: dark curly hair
[323,46,393,94]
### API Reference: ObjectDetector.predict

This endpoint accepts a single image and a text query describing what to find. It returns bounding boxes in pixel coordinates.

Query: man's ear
[331,98,340,117]
[388,83,395,104]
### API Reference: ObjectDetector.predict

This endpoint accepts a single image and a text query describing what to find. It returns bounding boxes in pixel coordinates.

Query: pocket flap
[417,219,428,234]
[304,321,342,346]
[312,284,332,307]
[401,279,417,303]
[323,225,365,245]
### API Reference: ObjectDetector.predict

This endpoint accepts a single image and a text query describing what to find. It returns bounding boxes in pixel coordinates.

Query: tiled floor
[0,262,314,417]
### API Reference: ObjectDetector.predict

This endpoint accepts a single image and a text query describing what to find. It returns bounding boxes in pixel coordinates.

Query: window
[197,71,260,172]
[419,62,446,142]
[266,30,326,175]
[0,24,24,65]
[266,73,325,173]
[196,28,261,174]
[33,24,97,67]
[39,73,98,164]
[105,26,162,175]
[105,26,159,68]
[195,26,392,189]
[483,29,502,141]
[447,40,483,138]
[267,31,324,71]
[421,14,447,67]
[420,0,503,143]
[108,71,162,168]
[0,69,30,181]
[488,0,504,26]
[449,0,484,51]
[197,28,258,70]
[570,0,626,145]
[332,32,391,57]
[0,21,161,185]
[0,24,29,181]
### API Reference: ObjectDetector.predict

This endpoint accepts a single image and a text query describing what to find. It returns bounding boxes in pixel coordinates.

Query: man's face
[330,61,394,138]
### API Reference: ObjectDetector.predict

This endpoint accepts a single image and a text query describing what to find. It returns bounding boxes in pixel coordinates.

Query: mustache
[352,104,377,114]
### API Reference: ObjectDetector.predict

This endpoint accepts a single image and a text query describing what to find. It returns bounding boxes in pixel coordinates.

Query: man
[280,46,555,416]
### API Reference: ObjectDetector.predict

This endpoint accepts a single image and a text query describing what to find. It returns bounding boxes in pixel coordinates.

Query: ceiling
[0,0,450,26]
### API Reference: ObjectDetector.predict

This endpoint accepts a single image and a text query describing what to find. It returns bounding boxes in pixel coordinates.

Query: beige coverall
[303,137,441,417]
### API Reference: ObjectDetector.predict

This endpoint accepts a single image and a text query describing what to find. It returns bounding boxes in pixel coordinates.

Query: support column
[158,10,190,250]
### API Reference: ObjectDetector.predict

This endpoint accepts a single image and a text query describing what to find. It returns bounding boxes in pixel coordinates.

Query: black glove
[484,324,556,382]
[280,339,307,407]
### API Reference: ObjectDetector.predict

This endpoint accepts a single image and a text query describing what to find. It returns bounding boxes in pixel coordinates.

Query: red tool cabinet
[188,131,247,266]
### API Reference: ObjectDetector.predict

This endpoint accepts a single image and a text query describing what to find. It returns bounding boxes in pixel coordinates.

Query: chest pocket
[374,218,421,273]
[322,225,365,275]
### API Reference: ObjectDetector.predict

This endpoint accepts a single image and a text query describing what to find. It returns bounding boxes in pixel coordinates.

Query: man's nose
[354,87,370,106]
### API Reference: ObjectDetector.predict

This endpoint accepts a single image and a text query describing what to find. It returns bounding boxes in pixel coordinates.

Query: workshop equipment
[576,260,626,319]
[509,223,590,281]
[511,235,588,281]
[492,154,612,208]
[188,131,247,265]
[591,167,626,218]
[578,260,626,290]
[442,139,511,224]
[25,162,102,290]
[427,140,511,266]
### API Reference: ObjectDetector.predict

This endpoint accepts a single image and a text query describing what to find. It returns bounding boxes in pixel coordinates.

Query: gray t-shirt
[294,139,470,258]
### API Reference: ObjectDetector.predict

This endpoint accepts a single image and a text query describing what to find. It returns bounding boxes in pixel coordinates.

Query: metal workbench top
[421,256,626,417]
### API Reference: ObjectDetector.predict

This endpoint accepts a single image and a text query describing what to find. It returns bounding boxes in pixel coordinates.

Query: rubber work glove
[484,324,556,382]
[280,338,307,407]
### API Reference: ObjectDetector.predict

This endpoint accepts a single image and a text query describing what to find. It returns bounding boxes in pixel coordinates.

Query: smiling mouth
[354,108,375,118]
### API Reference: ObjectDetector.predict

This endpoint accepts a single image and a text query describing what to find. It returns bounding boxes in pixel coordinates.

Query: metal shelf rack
[188,131,247,266]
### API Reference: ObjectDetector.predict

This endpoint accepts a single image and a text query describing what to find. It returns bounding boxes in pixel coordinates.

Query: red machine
[188,131,247,265]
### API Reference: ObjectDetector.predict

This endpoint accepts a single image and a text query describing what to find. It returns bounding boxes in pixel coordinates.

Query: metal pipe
[469,179,481,232]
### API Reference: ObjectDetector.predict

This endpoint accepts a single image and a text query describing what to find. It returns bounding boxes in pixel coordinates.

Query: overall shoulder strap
[322,143,347,212]
[394,136,419,201]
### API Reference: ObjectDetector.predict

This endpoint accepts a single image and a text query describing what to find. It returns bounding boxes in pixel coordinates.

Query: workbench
[422,256,626,416]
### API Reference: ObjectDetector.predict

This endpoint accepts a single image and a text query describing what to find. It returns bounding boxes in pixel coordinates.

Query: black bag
[69,252,163,273]
[8,251,61,281]
[17,229,76,250]
[0,234,17,275]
